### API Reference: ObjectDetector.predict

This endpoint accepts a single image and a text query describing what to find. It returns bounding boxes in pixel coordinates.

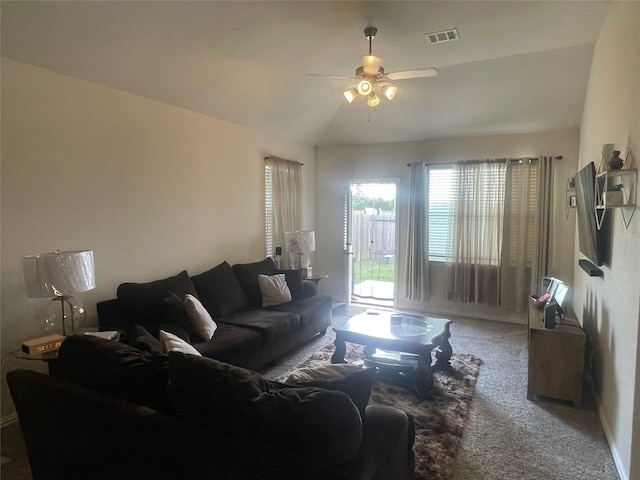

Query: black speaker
[544,301,557,329]
[275,246,282,256]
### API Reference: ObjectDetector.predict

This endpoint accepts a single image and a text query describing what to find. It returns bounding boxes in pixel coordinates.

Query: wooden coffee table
[332,311,452,398]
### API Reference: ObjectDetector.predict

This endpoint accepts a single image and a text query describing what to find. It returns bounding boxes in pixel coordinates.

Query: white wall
[574,3,640,479]
[316,129,579,322]
[0,59,316,421]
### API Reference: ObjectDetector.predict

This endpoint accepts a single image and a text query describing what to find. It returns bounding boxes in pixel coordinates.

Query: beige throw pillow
[159,330,202,356]
[283,364,364,384]
[258,274,292,307]
[183,294,217,340]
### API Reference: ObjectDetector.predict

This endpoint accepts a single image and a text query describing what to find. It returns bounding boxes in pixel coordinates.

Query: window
[265,163,275,257]
[264,157,302,261]
[427,163,508,266]
[427,167,455,262]
[505,162,538,267]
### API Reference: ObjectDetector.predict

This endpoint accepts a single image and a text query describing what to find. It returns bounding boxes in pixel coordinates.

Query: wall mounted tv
[574,161,611,266]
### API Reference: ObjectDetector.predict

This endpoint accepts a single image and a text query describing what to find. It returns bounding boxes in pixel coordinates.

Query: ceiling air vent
[425,28,460,45]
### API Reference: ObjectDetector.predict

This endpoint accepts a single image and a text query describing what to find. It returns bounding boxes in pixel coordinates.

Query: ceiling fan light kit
[357,79,373,96]
[367,93,380,107]
[340,26,437,107]
[308,26,437,108]
[343,88,358,104]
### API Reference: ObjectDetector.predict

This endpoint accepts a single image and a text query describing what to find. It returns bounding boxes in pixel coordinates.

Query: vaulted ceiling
[1,1,611,146]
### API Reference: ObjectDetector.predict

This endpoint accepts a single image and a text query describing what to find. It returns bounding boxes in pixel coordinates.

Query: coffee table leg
[435,323,453,369]
[415,352,434,397]
[332,337,347,364]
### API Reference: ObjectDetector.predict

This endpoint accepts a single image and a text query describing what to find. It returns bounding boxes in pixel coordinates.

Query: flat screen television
[574,161,610,266]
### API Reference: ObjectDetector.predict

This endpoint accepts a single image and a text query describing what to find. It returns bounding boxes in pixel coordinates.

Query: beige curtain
[404,162,430,301]
[500,160,538,312]
[265,156,302,268]
[531,156,554,294]
[447,162,506,306]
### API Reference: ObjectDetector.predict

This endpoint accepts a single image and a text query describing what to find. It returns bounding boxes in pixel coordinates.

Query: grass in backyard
[354,259,395,283]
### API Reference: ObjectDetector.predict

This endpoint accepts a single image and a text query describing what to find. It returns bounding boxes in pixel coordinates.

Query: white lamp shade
[343,88,358,103]
[23,250,95,298]
[383,84,397,100]
[285,231,316,254]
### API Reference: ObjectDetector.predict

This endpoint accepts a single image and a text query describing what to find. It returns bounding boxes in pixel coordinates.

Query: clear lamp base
[43,296,86,336]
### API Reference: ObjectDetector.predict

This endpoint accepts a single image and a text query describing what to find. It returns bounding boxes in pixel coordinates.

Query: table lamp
[22,250,96,336]
[285,230,315,274]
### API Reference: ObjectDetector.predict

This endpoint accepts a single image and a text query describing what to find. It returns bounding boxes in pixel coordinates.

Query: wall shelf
[565,176,576,219]
[595,168,637,230]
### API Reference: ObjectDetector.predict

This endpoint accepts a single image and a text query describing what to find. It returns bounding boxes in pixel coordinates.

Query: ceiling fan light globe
[343,89,358,103]
[357,79,373,96]
[383,85,397,100]
[362,55,381,75]
[367,93,380,107]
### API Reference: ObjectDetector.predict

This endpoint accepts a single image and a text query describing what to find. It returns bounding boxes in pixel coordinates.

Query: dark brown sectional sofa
[7,257,416,479]
[96,257,332,369]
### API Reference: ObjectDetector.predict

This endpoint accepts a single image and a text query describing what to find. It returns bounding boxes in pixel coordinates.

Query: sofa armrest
[301,279,319,298]
[359,405,415,480]
[7,369,351,480]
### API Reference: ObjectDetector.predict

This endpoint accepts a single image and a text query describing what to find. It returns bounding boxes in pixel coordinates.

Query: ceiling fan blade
[387,67,438,81]
[305,73,354,80]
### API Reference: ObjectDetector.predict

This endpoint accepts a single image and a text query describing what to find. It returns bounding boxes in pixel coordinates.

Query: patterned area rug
[292,343,482,480]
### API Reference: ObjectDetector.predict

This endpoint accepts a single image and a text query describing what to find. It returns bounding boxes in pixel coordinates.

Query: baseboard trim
[588,378,626,480]
[1,413,18,428]
[396,305,527,325]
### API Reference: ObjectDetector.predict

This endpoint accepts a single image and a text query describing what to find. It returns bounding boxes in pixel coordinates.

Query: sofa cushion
[232,258,276,307]
[183,294,217,340]
[272,269,305,300]
[191,323,262,363]
[55,335,171,413]
[116,270,199,327]
[127,324,164,354]
[287,367,378,418]
[258,274,292,307]
[169,352,362,466]
[266,294,332,327]
[217,308,300,344]
[283,364,364,383]
[191,261,249,317]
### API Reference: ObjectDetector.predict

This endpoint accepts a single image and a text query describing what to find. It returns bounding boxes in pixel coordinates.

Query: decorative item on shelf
[22,250,96,336]
[594,144,637,229]
[285,230,315,277]
[608,150,624,170]
[598,143,616,173]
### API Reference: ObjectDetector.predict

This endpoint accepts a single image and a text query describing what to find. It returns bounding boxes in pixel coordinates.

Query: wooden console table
[527,299,586,408]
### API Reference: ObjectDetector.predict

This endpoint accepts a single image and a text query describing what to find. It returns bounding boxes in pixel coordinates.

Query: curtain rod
[407,155,563,167]
[264,155,303,166]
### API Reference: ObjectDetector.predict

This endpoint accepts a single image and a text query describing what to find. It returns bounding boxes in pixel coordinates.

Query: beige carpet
[292,342,482,480]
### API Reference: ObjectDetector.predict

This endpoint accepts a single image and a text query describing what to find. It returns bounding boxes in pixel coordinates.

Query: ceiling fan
[306,26,438,106]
